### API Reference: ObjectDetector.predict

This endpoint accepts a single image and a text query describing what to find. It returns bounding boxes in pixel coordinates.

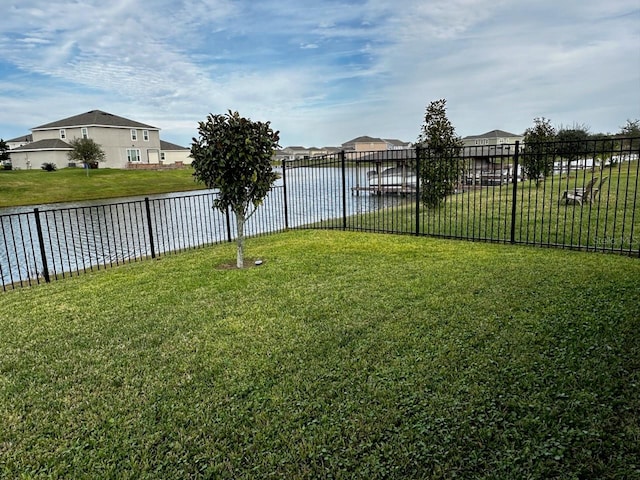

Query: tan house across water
[8,110,190,169]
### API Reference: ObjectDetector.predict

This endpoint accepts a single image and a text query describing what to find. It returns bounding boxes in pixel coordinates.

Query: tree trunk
[235,208,245,269]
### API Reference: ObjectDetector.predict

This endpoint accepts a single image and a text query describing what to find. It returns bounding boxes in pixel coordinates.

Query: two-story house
[462,129,525,185]
[8,110,189,169]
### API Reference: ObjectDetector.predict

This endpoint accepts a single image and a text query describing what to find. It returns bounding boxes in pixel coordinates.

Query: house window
[143,130,149,141]
[131,129,138,141]
[160,152,166,161]
[127,148,141,162]
[59,129,66,139]
[81,128,89,139]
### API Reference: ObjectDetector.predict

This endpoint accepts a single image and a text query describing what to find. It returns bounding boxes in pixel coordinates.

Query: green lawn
[339,162,639,253]
[0,168,206,207]
[1,231,638,478]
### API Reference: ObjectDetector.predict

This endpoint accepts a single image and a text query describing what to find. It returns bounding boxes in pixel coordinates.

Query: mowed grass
[0,168,205,207]
[341,161,640,253]
[0,231,638,478]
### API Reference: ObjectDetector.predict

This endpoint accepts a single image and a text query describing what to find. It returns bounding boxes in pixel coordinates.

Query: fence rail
[1,138,638,290]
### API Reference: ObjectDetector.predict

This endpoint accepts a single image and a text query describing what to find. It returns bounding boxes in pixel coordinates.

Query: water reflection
[2,168,403,286]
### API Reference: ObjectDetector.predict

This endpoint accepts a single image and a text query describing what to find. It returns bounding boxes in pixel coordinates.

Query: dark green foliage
[67,137,106,167]
[555,124,590,168]
[190,110,280,267]
[522,117,556,187]
[619,119,640,150]
[41,162,57,171]
[0,138,9,162]
[417,99,464,208]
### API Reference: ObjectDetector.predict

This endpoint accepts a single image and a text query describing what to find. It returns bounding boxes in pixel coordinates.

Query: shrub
[41,162,57,172]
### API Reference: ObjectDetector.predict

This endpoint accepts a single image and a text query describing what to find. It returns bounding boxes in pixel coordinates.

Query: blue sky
[1,0,639,148]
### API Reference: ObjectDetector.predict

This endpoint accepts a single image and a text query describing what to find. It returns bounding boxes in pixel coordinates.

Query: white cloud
[0,0,638,146]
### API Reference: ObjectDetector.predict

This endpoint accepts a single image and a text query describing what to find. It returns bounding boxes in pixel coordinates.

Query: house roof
[11,139,72,151]
[342,136,386,145]
[33,110,159,131]
[384,139,411,147]
[160,140,188,151]
[464,129,522,140]
[6,134,33,143]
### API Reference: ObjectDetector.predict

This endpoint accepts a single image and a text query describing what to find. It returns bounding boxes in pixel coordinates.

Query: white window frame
[160,152,166,161]
[81,127,89,139]
[59,129,66,139]
[131,129,138,141]
[143,130,149,141]
[127,148,141,162]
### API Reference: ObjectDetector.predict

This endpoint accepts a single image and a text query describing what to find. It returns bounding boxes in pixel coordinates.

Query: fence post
[510,141,520,244]
[33,208,51,283]
[341,150,347,230]
[144,198,156,259]
[282,159,289,230]
[415,146,421,235]
[225,206,233,242]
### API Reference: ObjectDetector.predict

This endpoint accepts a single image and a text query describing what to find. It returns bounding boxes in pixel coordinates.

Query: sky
[0,0,639,148]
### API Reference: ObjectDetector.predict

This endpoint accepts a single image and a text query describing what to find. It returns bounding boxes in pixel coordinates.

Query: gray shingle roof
[463,129,522,140]
[12,139,72,151]
[343,136,386,145]
[6,134,33,143]
[160,140,188,151]
[33,110,158,130]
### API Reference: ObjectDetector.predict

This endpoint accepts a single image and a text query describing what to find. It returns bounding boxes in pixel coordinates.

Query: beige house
[462,129,525,185]
[5,134,33,150]
[342,136,389,152]
[341,136,411,152]
[8,110,188,170]
[274,146,340,162]
[160,140,191,165]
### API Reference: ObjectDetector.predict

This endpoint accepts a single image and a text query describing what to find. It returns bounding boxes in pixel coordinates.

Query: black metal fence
[1,137,638,290]
[0,190,287,290]
[283,137,639,254]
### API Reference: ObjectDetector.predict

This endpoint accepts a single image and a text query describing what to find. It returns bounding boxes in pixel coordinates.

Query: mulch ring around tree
[215,258,264,270]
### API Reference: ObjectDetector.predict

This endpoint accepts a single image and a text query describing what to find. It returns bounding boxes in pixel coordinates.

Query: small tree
[67,138,106,174]
[190,111,279,268]
[555,124,589,174]
[0,139,10,165]
[522,117,556,187]
[619,119,640,150]
[417,99,464,207]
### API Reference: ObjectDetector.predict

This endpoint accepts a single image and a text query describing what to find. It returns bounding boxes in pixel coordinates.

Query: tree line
[416,99,640,203]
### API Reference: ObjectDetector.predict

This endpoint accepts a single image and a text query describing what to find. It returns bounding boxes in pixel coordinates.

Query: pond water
[1,167,414,286]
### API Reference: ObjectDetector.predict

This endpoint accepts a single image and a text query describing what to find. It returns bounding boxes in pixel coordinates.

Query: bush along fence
[1,137,638,290]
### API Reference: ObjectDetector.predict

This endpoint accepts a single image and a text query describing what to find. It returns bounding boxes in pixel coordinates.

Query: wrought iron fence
[283,137,639,255]
[0,190,286,290]
[1,137,638,290]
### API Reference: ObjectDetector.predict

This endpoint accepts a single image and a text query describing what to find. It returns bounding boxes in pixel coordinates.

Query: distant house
[341,136,411,152]
[274,146,340,162]
[160,140,191,166]
[462,130,525,185]
[462,129,524,154]
[5,134,33,150]
[342,136,388,152]
[8,110,188,170]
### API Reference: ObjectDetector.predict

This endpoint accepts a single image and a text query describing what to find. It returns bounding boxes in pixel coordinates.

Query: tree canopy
[0,139,10,163]
[555,124,590,168]
[417,99,464,208]
[522,117,556,187]
[67,138,106,167]
[190,110,280,268]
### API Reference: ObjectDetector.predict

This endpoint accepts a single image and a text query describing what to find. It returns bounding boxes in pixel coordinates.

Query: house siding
[31,126,162,169]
